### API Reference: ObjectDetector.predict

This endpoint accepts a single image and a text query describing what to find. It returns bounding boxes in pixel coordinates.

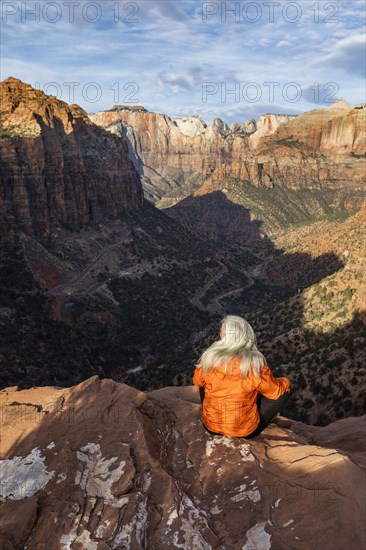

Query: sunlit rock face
[1,376,365,549]
[90,100,366,207]
[0,78,144,244]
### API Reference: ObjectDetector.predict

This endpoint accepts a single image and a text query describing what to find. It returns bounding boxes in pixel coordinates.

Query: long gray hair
[196,315,266,379]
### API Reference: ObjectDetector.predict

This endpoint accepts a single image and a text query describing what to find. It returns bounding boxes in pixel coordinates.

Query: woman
[192,315,291,438]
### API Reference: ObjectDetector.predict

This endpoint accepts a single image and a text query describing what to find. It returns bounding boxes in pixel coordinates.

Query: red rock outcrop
[90,100,366,207]
[0,78,144,243]
[1,376,365,549]
[209,99,366,190]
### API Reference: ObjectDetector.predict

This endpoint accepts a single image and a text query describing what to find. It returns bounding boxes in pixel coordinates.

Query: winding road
[49,242,122,297]
[189,247,268,314]
[189,261,228,308]
[211,269,255,314]
[47,232,269,323]
[188,250,270,347]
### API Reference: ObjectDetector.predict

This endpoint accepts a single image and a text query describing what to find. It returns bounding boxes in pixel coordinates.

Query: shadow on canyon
[158,192,365,421]
[162,189,347,293]
[0,169,364,429]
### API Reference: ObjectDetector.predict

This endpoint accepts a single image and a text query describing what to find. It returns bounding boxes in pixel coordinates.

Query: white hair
[196,315,266,379]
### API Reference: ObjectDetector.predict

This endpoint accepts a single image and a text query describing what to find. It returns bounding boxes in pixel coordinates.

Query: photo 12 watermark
[32,81,140,105]
[198,477,340,507]
[201,1,340,24]
[202,81,340,104]
[0,401,141,430]
[1,1,140,24]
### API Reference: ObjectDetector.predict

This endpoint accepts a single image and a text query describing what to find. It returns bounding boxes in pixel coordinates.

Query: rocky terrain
[90,100,366,228]
[0,376,365,550]
[0,77,144,244]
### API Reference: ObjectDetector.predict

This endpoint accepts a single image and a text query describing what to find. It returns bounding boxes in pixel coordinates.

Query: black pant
[199,386,290,438]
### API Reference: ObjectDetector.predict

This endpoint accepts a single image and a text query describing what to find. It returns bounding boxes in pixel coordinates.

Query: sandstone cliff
[0,78,144,243]
[90,99,366,208]
[209,99,366,190]
[1,376,365,549]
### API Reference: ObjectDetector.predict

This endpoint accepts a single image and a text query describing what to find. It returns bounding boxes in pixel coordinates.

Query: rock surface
[1,376,365,549]
[90,101,366,207]
[0,78,144,243]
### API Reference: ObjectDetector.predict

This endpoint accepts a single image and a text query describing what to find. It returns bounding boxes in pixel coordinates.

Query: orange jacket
[192,355,291,437]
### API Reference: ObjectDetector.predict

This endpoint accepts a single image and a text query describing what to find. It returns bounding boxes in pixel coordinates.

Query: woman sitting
[192,315,291,438]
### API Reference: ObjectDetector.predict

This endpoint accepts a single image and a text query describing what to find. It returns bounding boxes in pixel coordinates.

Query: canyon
[1,77,366,549]
[0,78,365,428]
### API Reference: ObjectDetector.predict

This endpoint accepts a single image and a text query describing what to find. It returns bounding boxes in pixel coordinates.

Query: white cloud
[315,34,366,77]
[275,40,292,48]
[1,0,364,121]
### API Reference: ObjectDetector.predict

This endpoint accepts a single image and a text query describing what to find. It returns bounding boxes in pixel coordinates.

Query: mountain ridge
[90,97,365,209]
[90,96,357,126]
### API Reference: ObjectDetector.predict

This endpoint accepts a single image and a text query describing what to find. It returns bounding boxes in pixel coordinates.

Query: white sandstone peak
[325,99,351,111]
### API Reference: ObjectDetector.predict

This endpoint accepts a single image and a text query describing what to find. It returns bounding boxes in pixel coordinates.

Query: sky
[1,0,365,125]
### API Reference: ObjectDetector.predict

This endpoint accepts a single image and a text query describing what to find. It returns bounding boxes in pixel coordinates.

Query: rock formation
[0,78,144,243]
[1,376,365,549]
[90,100,366,208]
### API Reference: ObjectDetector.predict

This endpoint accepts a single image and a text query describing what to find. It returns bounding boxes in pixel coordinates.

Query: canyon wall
[0,78,144,243]
[90,100,366,207]
[208,100,366,192]
[90,107,244,204]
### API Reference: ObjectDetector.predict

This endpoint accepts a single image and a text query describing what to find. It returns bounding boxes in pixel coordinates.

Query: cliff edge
[0,376,365,549]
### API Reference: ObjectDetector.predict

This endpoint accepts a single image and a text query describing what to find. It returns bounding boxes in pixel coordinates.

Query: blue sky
[1,0,365,125]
